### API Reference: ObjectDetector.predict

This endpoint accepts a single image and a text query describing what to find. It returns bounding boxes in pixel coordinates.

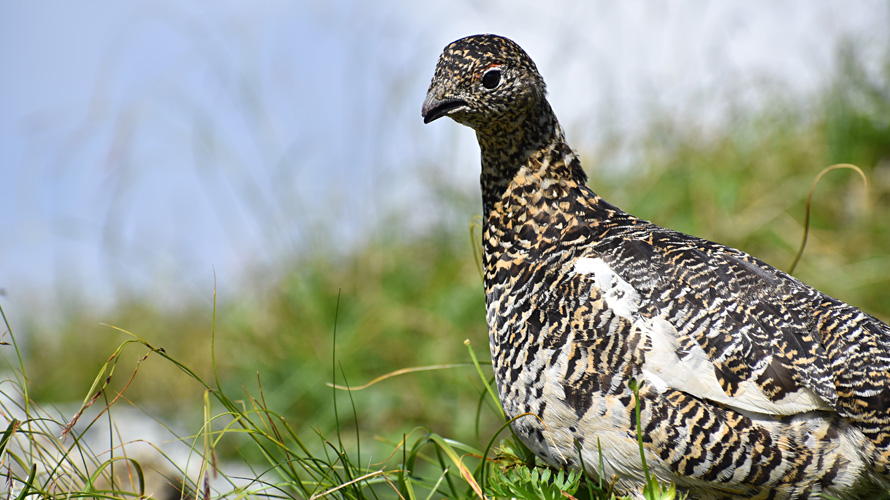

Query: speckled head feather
[422,34,545,130]
[424,34,586,215]
[423,34,890,500]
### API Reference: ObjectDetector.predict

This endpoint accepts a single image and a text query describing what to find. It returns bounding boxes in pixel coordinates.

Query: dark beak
[421,95,467,124]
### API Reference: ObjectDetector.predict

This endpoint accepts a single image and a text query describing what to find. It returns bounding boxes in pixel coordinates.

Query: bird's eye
[481,68,502,90]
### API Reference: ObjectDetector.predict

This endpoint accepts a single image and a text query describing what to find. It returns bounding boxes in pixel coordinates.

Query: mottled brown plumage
[422,34,890,499]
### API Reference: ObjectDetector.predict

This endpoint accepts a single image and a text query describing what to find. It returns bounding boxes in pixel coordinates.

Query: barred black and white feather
[422,34,890,500]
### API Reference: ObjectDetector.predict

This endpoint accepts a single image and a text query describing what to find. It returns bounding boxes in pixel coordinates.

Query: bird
[421,34,890,500]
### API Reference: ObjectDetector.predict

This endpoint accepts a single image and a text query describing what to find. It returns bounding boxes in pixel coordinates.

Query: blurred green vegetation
[18,45,890,468]
[25,237,495,448]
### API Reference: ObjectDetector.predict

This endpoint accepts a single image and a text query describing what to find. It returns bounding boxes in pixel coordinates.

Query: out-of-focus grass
[16,43,890,476]
[25,235,497,460]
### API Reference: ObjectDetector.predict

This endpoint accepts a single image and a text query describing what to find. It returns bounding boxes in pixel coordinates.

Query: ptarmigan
[421,34,890,500]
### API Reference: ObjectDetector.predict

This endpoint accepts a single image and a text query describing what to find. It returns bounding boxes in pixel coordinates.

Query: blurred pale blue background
[2,0,888,321]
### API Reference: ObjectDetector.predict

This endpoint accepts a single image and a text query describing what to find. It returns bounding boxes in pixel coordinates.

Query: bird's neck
[477,100,587,218]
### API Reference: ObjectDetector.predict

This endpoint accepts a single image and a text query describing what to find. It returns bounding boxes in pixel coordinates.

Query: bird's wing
[572,226,859,417]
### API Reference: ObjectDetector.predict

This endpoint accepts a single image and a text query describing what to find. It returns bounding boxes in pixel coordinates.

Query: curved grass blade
[789,163,868,274]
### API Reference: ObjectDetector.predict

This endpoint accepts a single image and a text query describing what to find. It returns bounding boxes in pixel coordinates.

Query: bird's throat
[479,102,556,210]
[477,101,584,219]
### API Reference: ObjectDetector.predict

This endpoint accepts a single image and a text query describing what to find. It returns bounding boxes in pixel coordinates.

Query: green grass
[3,45,890,499]
[2,298,672,500]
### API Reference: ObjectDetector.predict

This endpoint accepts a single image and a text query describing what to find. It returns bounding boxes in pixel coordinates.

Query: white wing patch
[573,257,832,416]
[574,257,640,318]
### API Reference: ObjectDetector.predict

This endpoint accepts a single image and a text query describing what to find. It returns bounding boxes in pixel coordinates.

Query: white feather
[573,257,832,415]
[574,257,640,318]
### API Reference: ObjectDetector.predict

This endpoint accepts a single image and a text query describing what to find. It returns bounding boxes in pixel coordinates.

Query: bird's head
[421,34,547,133]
